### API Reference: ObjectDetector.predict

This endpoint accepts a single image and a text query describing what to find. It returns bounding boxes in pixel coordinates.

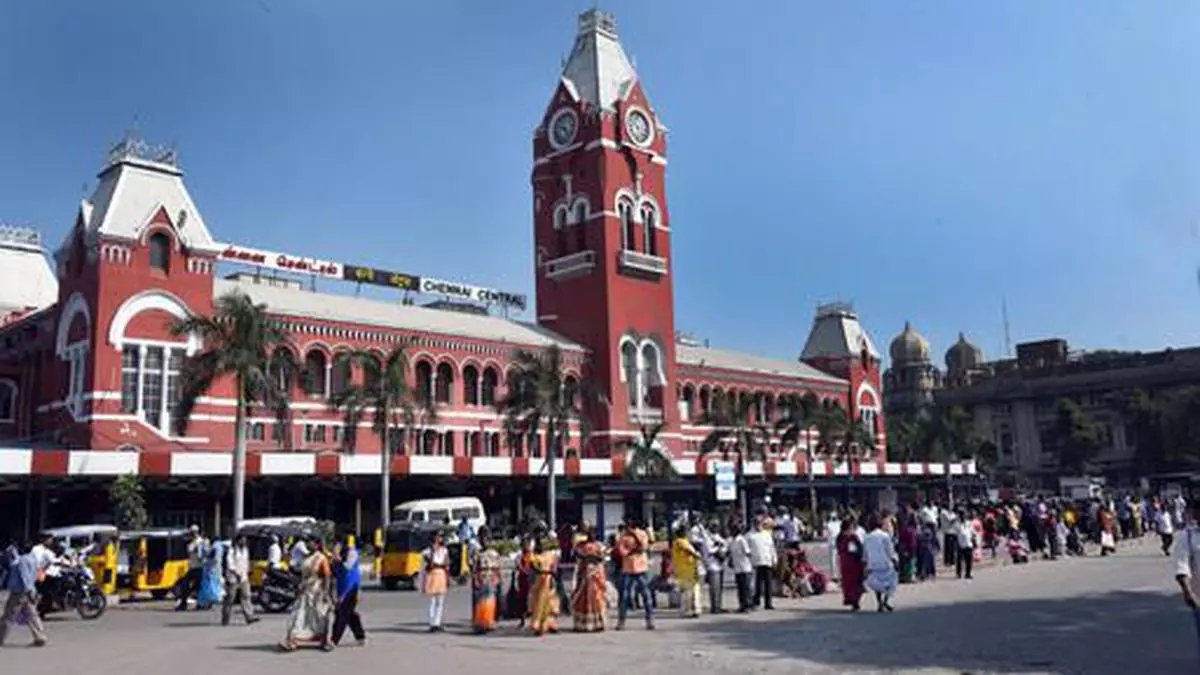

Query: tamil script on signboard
[219,245,342,279]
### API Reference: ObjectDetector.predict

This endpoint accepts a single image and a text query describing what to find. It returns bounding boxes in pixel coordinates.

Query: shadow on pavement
[687,588,1196,675]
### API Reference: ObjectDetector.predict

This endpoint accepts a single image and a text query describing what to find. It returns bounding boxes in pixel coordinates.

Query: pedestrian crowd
[0,491,1185,651]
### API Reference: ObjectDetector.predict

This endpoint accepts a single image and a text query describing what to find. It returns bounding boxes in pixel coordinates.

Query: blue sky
[2,1,1199,365]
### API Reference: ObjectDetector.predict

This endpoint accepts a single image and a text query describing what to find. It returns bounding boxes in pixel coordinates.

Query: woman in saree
[279,538,335,652]
[571,525,607,632]
[836,515,865,611]
[527,539,560,635]
[197,539,224,610]
[470,528,503,634]
[513,537,535,628]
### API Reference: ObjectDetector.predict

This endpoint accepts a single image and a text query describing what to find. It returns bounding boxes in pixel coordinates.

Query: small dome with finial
[945,332,984,373]
[889,321,931,365]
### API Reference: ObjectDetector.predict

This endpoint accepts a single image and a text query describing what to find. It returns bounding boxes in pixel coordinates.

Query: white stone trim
[55,292,91,357]
[107,289,199,354]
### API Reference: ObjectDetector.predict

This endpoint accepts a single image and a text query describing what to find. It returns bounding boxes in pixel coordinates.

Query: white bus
[393,497,486,532]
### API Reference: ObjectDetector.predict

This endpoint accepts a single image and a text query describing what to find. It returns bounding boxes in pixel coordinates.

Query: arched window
[680,385,695,421]
[573,200,587,225]
[435,362,454,404]
[421,429,438,456]
[442,430,455,456]
[481,367,499,406]
[640,204,657,255]
[554,206,568,256]
[0,379,16,422]
[620,340,638,406]
[640,342,662,408]
[415,361,433,403]
[362,354,382,391]
[302,351,327,396]
[563,375,578,407]
[330,354,351,396]
[149,232,170,273]
[270,347,295,393]
[699,387,711,416]
[619,199,636,251]
[488,433,501,457]
[463,365,480,405]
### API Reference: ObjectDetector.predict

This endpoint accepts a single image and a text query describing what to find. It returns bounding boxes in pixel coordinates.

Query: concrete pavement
[0,537,1193,675]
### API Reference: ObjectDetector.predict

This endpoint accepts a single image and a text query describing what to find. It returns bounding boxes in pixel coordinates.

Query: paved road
[1,537,1194,675]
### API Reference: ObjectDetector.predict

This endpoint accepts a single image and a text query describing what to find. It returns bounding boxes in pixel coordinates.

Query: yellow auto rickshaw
[118,529,191,600]
[379,522,469,590]
[237,519,316,590]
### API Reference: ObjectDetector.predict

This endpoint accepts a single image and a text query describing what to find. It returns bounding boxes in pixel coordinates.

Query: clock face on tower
[549,109,578,149]
[625,108,653,146]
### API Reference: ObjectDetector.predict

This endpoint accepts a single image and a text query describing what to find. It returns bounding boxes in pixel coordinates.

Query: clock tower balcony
[618,249,668,276]
[544,250,596,280]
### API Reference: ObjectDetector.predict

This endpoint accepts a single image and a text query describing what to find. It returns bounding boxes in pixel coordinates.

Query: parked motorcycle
[38,564,107,620]
[258,566,299,614]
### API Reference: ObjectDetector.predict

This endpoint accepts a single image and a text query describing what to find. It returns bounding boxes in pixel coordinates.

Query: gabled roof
[676,343,846,385]
[214,277,584,352]
[561,10,638,111]
[68,138,219,254]
[801,302,881,361]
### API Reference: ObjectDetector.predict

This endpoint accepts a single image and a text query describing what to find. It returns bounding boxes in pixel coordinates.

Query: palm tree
[698,392,769,526]
[328,346,432,528]
[810,404,849,461]
[775,392,821,521]
[618,422,679,480]
[172,291,295,530]
[886,411,922,461]
[495,345,602,532]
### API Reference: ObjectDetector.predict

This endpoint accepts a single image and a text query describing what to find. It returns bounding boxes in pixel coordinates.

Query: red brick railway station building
[0,11,972,534]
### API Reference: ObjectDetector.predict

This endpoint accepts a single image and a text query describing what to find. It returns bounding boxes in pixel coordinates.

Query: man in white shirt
[176,526,207,611]
[747,518,777,610]
[221,534,258,626]
[953,511,978,580]
[267,535,283,569]
[1172,499,1200,662]
[863,518,898,612]
[938,506,959,567]
[919,502,939,529]
[727,522,755,613]
[1158,508,1176,557]
[290,537,310,569]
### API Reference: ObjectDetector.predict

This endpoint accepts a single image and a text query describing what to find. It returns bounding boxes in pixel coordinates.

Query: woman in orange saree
[527,540,560,636]
[571,526,607,632]
[470,528,502,634]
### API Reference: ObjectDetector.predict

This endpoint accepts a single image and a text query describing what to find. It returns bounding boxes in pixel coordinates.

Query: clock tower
[533,10,678,455]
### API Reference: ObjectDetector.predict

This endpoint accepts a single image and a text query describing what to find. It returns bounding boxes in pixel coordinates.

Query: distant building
[883,323,1200,486]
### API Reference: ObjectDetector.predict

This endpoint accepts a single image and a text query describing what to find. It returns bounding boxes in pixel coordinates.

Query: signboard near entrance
[714,461,736,502]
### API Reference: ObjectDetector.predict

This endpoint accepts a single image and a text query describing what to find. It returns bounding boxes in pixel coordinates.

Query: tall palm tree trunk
[232,379,248,532]
[736,451,748,527]
[545,420,556,533]
[381,421,391,528]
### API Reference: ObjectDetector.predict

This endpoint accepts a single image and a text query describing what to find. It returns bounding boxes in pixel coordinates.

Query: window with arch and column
[640,203,658,256]
[302,351,327,397]
[435,362,454,404]
[148,232,171,273]
[463,365,479,405]
[330,354,352,397]
[618,199,636,251]
[554,206,569,257]
[415,361,434,403]
[481,367,499,406]
[0,379,16,422]
[619,338,666,412]
[573,200,588,251]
